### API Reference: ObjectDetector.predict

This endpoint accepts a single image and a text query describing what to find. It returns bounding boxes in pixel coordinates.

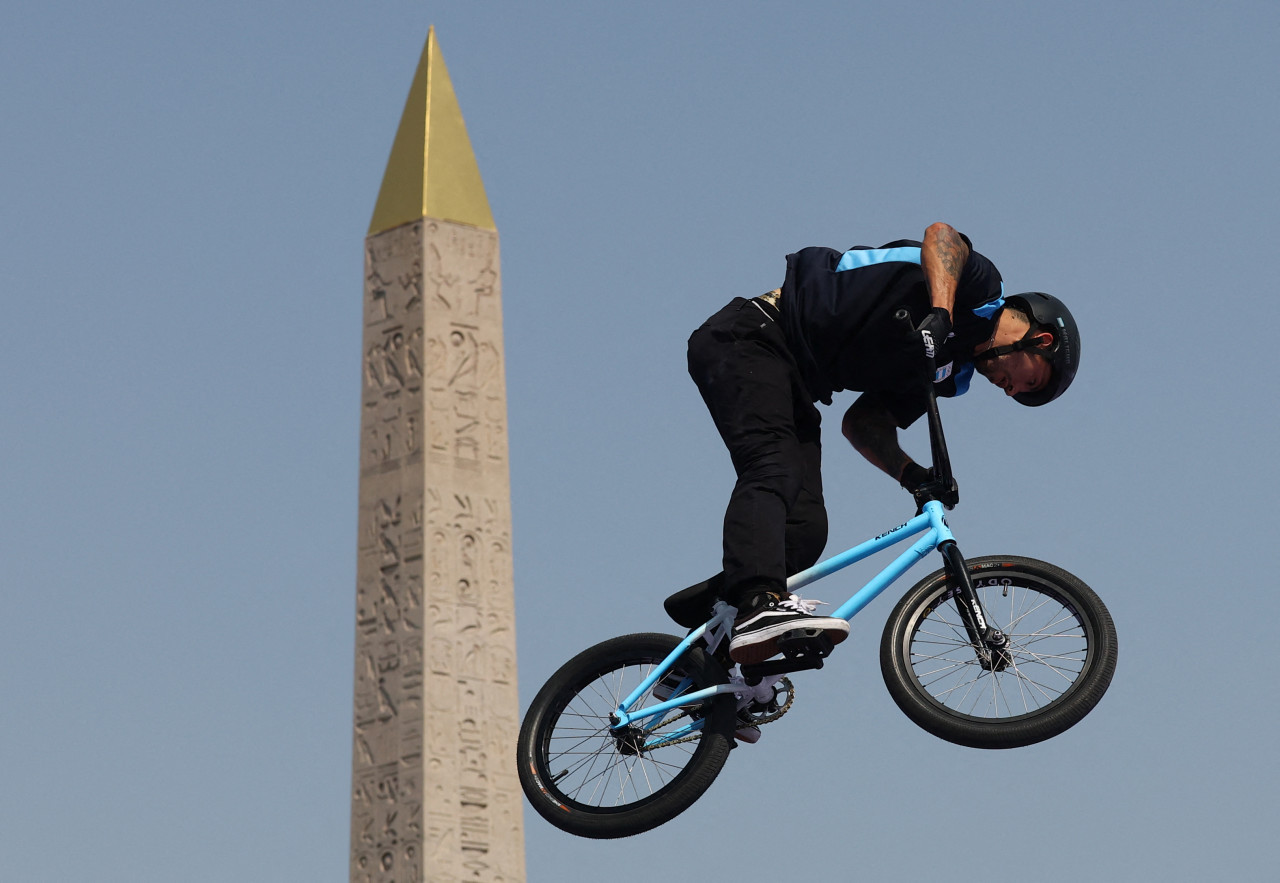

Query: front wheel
[880,556,1117,749]
[517,633,735,839]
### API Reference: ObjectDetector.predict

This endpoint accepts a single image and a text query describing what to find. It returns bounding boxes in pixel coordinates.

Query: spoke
[925,666,984,703]
[633,757,658,801]
[912,628,970,647]
[914,657,979,681]
[955,668,987,714]
[584,680,614,716]
[618,755,640,806]
[929,609,972,646]
[549,724,612,760]
[990,664,1025,715]
[1011,629,1085,648]
[1010,645,1085,666]
[1003,592,1052,634]
[574,748,621,805]
[999,662,1071,701]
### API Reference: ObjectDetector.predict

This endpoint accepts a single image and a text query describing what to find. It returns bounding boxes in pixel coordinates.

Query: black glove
[916,308,954,377]
[899,462,931,492]
[899,461,960,511]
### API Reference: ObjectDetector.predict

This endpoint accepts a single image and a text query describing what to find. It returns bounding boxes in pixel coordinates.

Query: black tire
[880,556,1117,749]
[517,632,735,839]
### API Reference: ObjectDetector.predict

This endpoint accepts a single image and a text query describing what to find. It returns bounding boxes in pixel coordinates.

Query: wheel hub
[978,630,1012,672]
[613,724,649,756]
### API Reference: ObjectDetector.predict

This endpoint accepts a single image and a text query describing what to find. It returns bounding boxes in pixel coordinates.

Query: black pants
[687,298,828,606]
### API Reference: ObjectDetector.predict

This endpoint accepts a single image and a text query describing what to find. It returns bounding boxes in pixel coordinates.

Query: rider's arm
[842,392,916,483]
[921,222,970,320]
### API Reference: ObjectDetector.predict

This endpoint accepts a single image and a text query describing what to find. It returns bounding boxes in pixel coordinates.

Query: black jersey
[779,235,1005,427]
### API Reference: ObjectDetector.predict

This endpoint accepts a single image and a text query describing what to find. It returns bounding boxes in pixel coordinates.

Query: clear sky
[3,1,1277,880]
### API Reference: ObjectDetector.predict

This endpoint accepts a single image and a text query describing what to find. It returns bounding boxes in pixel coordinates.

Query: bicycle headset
[972,292,1080,407]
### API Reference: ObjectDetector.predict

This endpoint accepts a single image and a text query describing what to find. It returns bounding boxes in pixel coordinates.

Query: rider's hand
[899,462,931,493]
[900,462,960,511]
[916,308,954,377]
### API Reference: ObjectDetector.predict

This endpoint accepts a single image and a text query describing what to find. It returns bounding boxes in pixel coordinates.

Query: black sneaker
[734,713,763,744]
[729,592,849,664]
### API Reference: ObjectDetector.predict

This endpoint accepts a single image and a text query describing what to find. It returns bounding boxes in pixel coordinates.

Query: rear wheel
[880,556,1117,749]
[517,633,735,838]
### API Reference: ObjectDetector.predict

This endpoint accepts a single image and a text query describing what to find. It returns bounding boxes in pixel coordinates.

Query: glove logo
[934,361,953,383]
[920,330,937,359]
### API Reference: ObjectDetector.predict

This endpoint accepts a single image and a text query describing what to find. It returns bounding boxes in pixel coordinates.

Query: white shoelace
[778,593,828,615]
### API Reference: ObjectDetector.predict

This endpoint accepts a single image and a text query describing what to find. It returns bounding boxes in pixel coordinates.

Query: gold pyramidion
[369,26,495,234]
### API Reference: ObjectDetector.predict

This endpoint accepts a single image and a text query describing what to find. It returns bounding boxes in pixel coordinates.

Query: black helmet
[1003,292,1079,406]
[973,292,1080,406]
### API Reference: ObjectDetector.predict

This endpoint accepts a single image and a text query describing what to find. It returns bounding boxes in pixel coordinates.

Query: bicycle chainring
[738,676,795,726]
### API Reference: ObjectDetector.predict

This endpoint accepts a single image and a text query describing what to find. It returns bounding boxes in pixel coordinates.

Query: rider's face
[973,310,1055,398]
[975,348,1052,397]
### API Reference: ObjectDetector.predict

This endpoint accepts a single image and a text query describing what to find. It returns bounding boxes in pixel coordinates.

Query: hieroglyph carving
[353,220,523,882]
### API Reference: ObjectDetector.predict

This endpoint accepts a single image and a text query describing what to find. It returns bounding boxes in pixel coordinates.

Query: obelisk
[351,28,525,883]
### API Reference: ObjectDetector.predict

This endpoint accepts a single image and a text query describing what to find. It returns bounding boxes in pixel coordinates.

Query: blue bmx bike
[517,312,1118,839]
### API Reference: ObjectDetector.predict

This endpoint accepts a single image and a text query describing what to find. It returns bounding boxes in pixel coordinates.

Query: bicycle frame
[610,309,997,745]
[610,499,955,739]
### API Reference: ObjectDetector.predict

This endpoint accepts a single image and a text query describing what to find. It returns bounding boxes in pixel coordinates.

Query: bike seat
[663,573,724,628]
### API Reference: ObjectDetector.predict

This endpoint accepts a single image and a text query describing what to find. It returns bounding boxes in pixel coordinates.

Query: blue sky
[2,2,1277,880]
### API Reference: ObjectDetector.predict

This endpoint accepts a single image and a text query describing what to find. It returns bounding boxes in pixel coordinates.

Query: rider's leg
[784,437,827,577]
[687,299,847,663]
[687,298,806,601]
[664,439,824,629]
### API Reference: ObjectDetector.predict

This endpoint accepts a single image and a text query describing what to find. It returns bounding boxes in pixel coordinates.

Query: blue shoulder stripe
[952,361,975,396]
[835,247,922,272]
[972,283,1005,319]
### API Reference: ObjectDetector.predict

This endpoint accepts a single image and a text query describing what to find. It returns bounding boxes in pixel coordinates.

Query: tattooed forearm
[842,394,911,480]
[921,222,969,315]
[931,225,968,279]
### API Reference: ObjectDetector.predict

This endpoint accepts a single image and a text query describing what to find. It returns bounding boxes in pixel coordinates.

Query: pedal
[776,627,835,660]
[739,655,823,685]
[739,628,834,685]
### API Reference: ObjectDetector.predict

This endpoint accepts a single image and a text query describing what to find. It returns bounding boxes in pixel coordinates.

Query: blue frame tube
[612,681,742,729]
[827,528,938,621]
[785,510,930,593]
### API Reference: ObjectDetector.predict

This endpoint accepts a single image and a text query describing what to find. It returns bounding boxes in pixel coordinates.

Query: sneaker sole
[730,620,849,664]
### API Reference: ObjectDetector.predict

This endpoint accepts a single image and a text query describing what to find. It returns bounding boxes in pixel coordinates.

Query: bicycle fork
[938,541,1012,672]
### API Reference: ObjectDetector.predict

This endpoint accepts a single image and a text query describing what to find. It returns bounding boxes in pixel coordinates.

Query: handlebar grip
[894,308,914,330]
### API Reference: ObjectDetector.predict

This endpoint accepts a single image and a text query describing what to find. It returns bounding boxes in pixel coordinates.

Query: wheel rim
[905,573,1095,723]
[535,656,712,813]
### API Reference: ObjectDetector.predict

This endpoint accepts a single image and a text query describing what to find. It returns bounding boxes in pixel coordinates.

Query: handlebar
[895,309,956,503]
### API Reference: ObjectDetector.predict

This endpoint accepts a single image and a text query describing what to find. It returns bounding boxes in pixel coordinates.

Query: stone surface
[350,217,524,882]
